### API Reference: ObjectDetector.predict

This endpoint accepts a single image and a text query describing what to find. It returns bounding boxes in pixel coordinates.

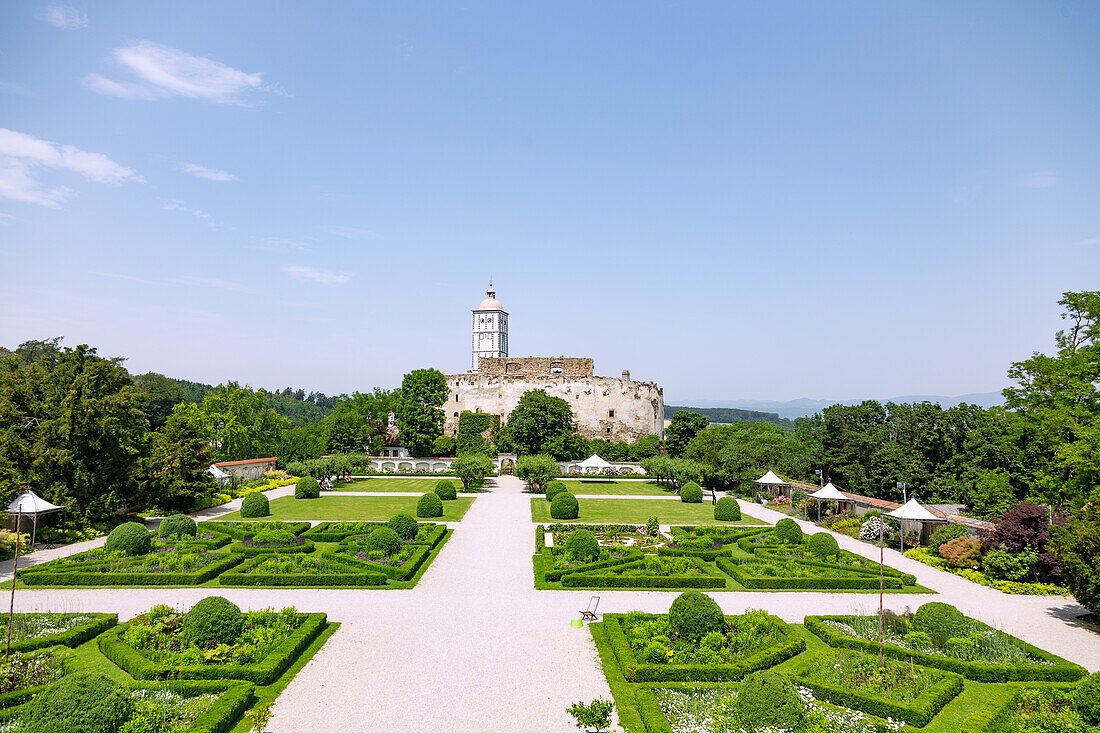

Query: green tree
[277,423,327,462]
[394,369,448,457]
[684,422,807,491]
[0,342,148,523]
[507,390,576,456]
[324,389,393,454]
[451,452,494,491]
[139,417,217,510]
[665,411,709,458]
[168,382,288,462]
[132,372,184,430]
[1050,516,1100,614]
[516,453,559,492]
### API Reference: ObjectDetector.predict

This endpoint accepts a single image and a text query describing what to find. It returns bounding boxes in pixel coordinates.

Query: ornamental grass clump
[734,670,806,732]
[545,481,567,503]
[104,522,151,556]
[366,527,401,556]
[19,671,133,733]
[157,514,196,540]
[668,591,723,642]
[417,492,444,518]
[387,513,418,540]
[680,482,703,503]
[714,497,741,521]
[566,529,600,563]
[550,492,580,520]
[808,532,840,559]
[773,517,803,545]
[433,480,457,501]
[181,596,245,648]
[295,476,320,499]
[240,493,270,518]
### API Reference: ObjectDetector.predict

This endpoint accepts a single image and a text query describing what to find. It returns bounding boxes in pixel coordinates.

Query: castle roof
[475,283,505,312]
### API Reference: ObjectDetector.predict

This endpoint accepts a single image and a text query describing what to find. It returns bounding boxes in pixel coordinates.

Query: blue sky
[1,1,1097,402]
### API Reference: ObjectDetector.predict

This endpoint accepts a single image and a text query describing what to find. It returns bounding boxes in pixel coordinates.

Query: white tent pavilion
[886,498,947,551]
[207,464,231,486]
[7,490,66,546]
[810,482,849,520]
[753,470,788,497]
[577,453,612,475]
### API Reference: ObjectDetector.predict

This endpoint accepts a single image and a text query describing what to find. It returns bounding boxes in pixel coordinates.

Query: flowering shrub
[859,516,889,543]
[0,649,65,693]
[939,537,982,569]
[122,603,299,666]
[905,548,1066,596]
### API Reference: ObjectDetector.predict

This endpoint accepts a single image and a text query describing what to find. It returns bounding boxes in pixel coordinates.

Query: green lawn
[218,495,475,522]
[327,477,483,492]
[530,497,767,525]
[559,479,674,496]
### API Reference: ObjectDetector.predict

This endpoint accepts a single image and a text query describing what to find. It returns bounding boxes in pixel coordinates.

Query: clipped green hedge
[790,663,963,727]
[162,680,255,733]
[672,527,769,546]
[229,538,315,556]
[5,613,116,654]
[100,613,328,684]
[199,521,311,540]
[20,553,244,586]
[217,555,387,587]
[301,521,387,543]
[335,523,446,550]
[633,687,675,733]
[544,550,644,582]
[334,544,432,582]
[657,546,734,560]
[561,557,726,589]
[604,613,805,682]
[751,550,917,585]
[804,615,1087,682]
[717,557,902,590]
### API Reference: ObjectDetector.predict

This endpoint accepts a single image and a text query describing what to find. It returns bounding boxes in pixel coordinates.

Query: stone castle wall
[444,372,664,442]
[476,357,593,378]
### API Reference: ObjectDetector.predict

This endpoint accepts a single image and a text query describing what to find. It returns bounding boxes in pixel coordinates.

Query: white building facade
[471,284,509,370]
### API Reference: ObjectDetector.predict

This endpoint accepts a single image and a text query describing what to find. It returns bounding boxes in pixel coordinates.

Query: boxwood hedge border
[199,521,311,540]
[19,553,244,586]
[217,555,387,587]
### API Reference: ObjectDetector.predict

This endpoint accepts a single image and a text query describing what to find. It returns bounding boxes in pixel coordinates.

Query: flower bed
[100,605,328,685]
[0,647,69,707]
[805,614,1086,682]
[18,548,243,586]
[2,613,116,653]
[905,547,1066,596]
[605,611,805,682]
[217,552,388,587]
[564,556,727,589]
[717,556,910,590]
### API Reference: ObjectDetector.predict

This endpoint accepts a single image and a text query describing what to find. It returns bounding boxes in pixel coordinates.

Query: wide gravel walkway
[5,478,1099,732]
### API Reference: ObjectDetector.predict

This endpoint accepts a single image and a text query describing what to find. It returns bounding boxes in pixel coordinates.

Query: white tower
[471,283,508,370]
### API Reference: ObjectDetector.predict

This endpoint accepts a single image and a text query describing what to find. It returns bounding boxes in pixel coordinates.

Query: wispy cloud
[163,199,215,227]
[281,265,351,285]
[0,127,143,207]
[1023,171,1058,189]
[174,275,251,292]
[0,213,13,224]
[84,41,268,104]
[180,162,236,181]
[0,81,31,96]
[325,225,379,241]
[252,235,311,252]
[95,271,154,284]
[36,4,87,29]
[1072,236,1100,247]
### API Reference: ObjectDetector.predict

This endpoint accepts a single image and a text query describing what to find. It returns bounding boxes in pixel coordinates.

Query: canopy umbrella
[810,482,847,521]
[6,491,66,547]
[753,471,788,498]
[886,498,946,553]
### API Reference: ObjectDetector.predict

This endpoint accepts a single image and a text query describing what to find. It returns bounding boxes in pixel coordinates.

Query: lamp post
[815,469,822,487]
[897,482,907,553]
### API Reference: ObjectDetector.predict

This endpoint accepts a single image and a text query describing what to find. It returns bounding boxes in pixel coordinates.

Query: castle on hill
[444,285,664,442]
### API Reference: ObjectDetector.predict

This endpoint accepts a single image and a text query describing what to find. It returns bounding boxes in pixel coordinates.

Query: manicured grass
[530,497,768,525]
[218,495,475,522]
[560,480,674,496]
[329,477,483,492]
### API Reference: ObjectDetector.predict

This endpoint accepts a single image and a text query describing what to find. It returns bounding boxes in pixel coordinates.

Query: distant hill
[669,392,1004,421]
[665,405,792,428]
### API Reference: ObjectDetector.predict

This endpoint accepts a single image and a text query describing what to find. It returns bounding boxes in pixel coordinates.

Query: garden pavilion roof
[753,470,787,486]
[886,498,947,522]
[810,482,847,501]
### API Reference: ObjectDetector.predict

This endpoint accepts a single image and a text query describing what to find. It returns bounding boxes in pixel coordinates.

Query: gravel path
[4,479,1099,732]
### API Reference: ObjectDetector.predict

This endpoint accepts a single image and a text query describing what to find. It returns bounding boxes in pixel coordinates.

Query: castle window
[506,362,522,375]
[608,409,615,418]
[453,412,459,417]
[550,361,563,374]
[606,428,612,434]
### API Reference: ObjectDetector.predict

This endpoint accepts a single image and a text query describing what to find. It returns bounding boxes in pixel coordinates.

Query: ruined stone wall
[443,373,664,442]
[476,357,593,378]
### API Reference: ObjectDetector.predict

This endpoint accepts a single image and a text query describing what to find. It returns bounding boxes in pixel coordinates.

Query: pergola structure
[886,498,947,552]
[6,491,66,547]
[810,482,849,521]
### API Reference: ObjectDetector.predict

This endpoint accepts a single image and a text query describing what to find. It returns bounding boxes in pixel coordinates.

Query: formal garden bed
[530,498,767,526]
[534,524,926,592]
[592,594,1100,733]
[216,494,475,522]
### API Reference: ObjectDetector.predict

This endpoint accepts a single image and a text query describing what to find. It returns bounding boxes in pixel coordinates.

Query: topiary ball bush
[388,513,418,540]
[714,497,741,521]
[545,481,567,502]
[104,522,151,556]
[550,492,580,520]
[157,514,196,540]
[807,532,840,559]
[773,518,803,545]
[20,671,133,733]
[566,529,600,563]
[680,482,703,503]
[735,670,806,731]
[366,527,402,556]
[928,523,970,554]
[417,492,444,518]
[295,476,320,499]
[1074,672,1100,725]
[911,602,968,644]
[433,480,457,501]
[181,596,245,649]
[240,493,270,518]
[668,591,724,642]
